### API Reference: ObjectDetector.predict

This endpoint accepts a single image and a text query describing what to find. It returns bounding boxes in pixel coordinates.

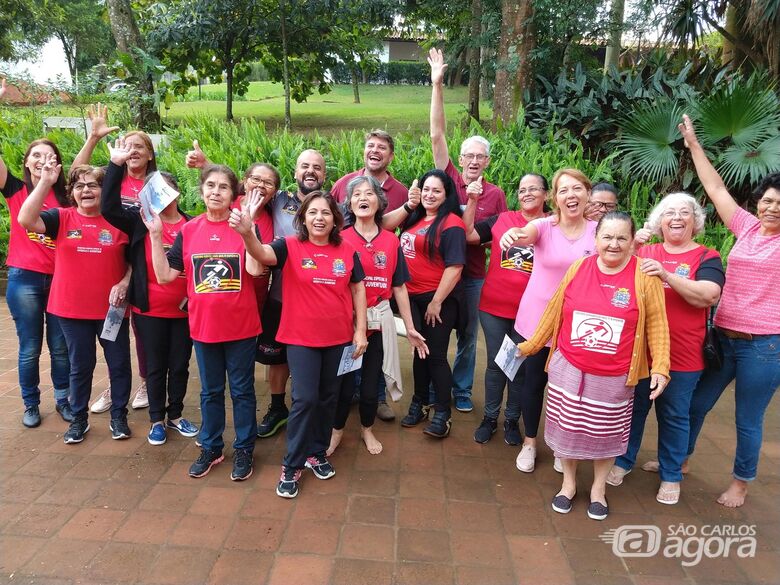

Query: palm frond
[717,135,780,186]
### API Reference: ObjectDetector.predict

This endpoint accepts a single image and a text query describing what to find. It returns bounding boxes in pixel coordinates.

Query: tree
[467,0,483,120]
[603,0,626,72]
[493,0,535,126]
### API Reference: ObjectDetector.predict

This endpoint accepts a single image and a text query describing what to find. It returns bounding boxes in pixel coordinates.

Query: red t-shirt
[120,174,145,209]
[134,216,188,319]
[475,211,535,319]
[444,160,507,279]
[400,213,466,295]
[167,215,261,343]
[331,169,408,212]
[234,197,276,313]
[638,244,724,371]
[271,236,365,347]
[1,174,60,273]
[41,207,129,319]
[557,256,639,377]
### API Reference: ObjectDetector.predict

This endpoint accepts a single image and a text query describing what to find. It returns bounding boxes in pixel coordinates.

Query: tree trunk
[452,48,467,87]
[493,0,534,127]
[279,0,292,130]
[603,0,625,73]
[105,0,160,129]
[351,67,360,103]
[467,0,482,121]
[225,63,234,121]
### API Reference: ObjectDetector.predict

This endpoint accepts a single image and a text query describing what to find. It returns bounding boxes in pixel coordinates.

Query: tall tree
[603,0,626,72]
[493,0,535,126]
[467,0,482,120]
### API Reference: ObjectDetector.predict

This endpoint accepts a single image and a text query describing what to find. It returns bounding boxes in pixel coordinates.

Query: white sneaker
[132,381,149,409]
[553,457,563,473]
[515,444,537,473]
[90,387,112,413]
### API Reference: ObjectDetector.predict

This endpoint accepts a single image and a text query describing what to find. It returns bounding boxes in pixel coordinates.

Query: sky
[1,38,71,86]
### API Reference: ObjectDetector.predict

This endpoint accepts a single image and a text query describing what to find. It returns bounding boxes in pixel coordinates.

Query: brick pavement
[0,299,778,585]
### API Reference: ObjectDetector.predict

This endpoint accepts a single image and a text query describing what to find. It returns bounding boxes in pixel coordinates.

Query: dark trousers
[130,313,148,379]
[335,333,383,429]
[410,294,458,412]
[133,314,192,423]
[284,344,345,469]
[510,330,549,438]
[58,317,132,419]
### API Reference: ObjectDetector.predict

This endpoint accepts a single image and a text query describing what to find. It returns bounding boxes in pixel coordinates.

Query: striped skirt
[544,350,634,459]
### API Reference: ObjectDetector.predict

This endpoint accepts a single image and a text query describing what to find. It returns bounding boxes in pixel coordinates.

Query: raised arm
[185,140,210,169]
[0,149,7,189]
[499,221,539,250]
[101,138,136,233]
[461,177,485,244]
[18,153,59,233]
[227,189,277,272]
[382,179,419,230]
[678,114,738,226]
[72,103,120,168]
[142,211,183,284]
[428,48,450,171]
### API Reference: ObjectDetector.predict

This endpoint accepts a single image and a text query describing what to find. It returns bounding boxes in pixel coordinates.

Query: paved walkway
[0,299,778,585]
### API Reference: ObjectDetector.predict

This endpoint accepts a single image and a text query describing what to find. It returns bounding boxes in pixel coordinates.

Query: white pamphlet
[337,344,364,376]
[495,334,526,381]
[100,303,127,341]
[138,171,179,220]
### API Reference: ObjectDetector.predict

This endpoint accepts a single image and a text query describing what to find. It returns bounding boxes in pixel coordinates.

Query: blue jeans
[58,317,131,419]
[687,331,780,482]
[478,310,521,420]
[6,267,70,407]
[452,277,483,399]
[615,370,702,482]
[193,337,258,453]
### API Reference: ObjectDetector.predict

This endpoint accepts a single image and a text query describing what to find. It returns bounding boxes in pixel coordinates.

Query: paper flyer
[337,344,364,376]
[138,171,179,220]
[495,334,526,381]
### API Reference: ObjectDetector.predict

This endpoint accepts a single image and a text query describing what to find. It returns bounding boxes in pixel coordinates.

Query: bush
[330,61,432,85]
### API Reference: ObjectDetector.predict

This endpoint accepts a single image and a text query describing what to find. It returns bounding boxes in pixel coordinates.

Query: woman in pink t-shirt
[499,168,597,474]
[679,115,780,508]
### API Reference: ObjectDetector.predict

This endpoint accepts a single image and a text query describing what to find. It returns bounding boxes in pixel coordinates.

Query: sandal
[641,460,660,472]
[606,465,631,487]
[656,481,680,505]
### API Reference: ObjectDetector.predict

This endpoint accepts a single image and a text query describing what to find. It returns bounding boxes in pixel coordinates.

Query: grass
[166,82,493,135]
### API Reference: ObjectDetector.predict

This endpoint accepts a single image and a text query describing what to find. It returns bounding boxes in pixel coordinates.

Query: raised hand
[499,227,523,251]
[243,187,266,220]
[466,176,483,200]
[407,179,420,209]
[40,152,62,186]
[108,136,133,166]
[185,140,207,169]
[140,206,163,236]
[88,103,120,140]
[0,77,6,99]
[427,48,448,85]
[678,114,700,150]
[634,221,653,246]
[228,207,252,235]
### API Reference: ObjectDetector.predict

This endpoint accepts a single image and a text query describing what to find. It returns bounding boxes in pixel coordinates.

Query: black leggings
[509,329,549,438]
[410,294,458,412]
[334,332,383,429]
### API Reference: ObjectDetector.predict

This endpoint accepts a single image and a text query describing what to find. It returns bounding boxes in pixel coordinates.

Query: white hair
[460,135,491,156]
[646,192,706,237]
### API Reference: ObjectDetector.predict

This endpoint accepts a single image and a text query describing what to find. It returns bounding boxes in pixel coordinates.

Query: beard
[297,176,323,195]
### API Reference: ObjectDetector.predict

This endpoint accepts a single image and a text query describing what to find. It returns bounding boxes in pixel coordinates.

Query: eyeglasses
[518,187,546,196]
[662,209,692,218]
[590,201,618,211]
[247,175,276,188]
[72,182,100,192]
[460,153,488,162]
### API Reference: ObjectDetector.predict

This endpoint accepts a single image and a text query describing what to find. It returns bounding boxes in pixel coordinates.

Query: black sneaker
[63,416,90,444]
[22,405,41,428]
[276,466,301,498]
[305,454,335,479]
[400,399,430,427]
[473,416,497,444]
[503,418,522,446]
[423,409,452,438]
[231,448,254,481]
[55,402,74,423]
[110,416,132,440]
[189,448,224,478]
[257,405,289,438]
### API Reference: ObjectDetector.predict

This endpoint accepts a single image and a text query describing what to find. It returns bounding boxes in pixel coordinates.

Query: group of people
[2,53,778,513]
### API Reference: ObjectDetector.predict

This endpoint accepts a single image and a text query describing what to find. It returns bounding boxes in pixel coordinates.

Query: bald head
[295,149,326,196]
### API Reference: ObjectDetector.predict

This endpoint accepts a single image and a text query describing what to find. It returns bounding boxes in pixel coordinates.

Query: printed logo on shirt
[97,229,114,246]
[332,259,346,277]
[500,245,533,273]
[192,253,241,293]
[373,250,387,269]
[674,263,691,278]
[302,258,317,269]
[570,311,626,355]
[66,229,82,239]
[400,231,416,259]
[283,201,298,215]
[611,288,631,309]
[27,230,55,249]
[209,234,221,242]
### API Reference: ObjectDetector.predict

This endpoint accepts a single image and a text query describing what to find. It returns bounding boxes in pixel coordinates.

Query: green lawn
[166,81,493,135]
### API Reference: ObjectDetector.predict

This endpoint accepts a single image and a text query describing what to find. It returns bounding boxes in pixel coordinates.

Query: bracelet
[403,203,413,214]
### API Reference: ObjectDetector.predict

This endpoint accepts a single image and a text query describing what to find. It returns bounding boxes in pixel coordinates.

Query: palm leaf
[717,135,780,186]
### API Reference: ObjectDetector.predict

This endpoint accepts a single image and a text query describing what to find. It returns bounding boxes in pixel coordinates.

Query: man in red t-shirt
[428,48,508,413]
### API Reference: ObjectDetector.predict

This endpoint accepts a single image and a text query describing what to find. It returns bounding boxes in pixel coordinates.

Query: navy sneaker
[503,419,522,446]
[305,454,335,479]
[587,500,609,521]
[400,399,430,427]
[166,418,199,437]
[257,405,288,438]
[474,416,497,444]
[64,416,90,444]
[110,416,132,440]
[552,493,575,514]
[55,402,74,423]
[276,466,302,498]
[22,406,41,428]
[231,448,254,481]
[147,423,167,445]
[189,448,224,478]
[454,396,473,413]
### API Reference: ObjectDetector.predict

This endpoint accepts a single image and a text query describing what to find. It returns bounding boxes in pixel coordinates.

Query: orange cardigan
[517,257,670,387]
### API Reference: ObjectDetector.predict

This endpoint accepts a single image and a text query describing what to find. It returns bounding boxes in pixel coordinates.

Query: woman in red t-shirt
[1,139,72,427]
[398,169,466,439]
[518,212,670,521]
[234,190,368,499]
[145,164,265,482]
[327,175,428,457]
[462,173,548,446]
[18,158,132,445]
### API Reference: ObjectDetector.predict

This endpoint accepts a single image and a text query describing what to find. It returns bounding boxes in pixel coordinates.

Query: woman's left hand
[228,207,252,235]
[424,299,442,326]
[352,331,368,359]
[640,258,668,283]
[649,373,668,400]
[407,328,429,359]
[109,281,129,307]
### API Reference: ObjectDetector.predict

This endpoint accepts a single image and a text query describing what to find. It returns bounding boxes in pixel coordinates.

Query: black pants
[334,332,383,429]
[410,294,458,412]
[510,330,549,438]
[133,313,192,423]
[284,344,346,469]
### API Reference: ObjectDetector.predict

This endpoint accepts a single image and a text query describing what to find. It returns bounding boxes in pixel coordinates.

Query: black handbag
[703,305,723,370]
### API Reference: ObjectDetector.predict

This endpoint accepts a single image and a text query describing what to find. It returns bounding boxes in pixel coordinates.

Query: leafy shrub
[330,61,433,85]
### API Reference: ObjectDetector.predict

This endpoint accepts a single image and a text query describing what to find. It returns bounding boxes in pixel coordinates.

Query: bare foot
[641,459,690,474]
[326,429,344,457]
[361,426,383,455]
[717,479,747,508]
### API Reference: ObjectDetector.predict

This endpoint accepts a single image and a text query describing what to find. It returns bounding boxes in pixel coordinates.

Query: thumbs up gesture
[185,140,208,169]
[634,221,653,246]
[466,176,483,200]
[407,178,421,210]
